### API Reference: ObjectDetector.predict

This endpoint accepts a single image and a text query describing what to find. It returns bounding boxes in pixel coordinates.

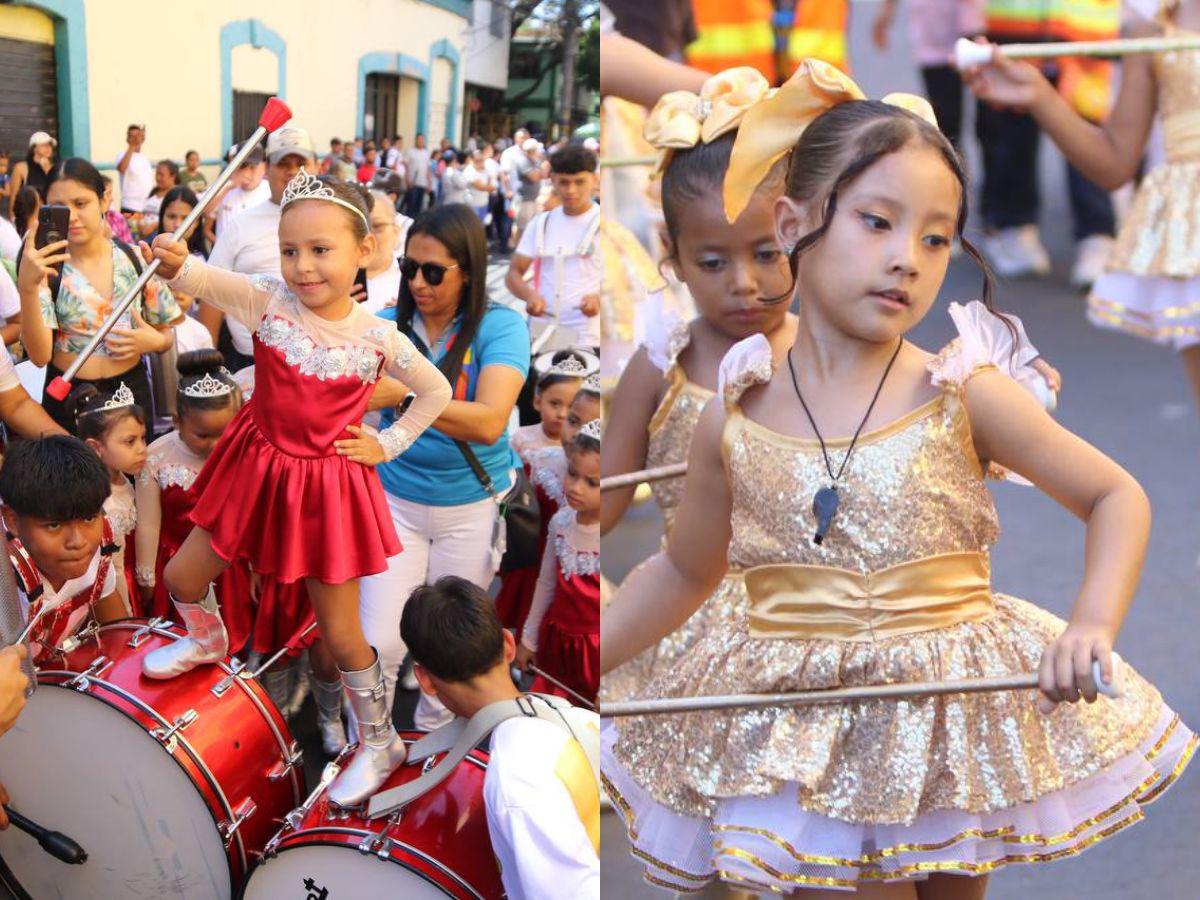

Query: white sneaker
[1016,225,1052,277]
[1070,234,1114,289]
[984,226,1051,279]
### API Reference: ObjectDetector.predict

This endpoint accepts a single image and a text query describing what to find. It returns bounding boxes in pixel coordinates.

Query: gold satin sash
[1163,110,1200,163]
[745,551,995,642]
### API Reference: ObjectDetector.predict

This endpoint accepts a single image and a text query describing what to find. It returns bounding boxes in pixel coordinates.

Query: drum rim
[36,673,248,877]
[241,829,489,900]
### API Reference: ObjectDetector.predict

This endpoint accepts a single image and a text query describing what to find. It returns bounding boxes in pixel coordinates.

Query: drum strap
[366,692,599,819]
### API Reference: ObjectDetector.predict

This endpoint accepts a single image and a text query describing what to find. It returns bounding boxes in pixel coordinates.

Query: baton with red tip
[44,97,293,401]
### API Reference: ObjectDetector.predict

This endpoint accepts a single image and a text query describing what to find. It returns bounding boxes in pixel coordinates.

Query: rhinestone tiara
[180,371,234,399]
[281,169,369,228]
[579,418,601,442]
[581,373,600,394]
[90,382,135,415]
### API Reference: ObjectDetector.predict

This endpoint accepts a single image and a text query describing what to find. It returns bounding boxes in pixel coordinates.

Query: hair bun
[64,382,102,421]
[176,348,227,378]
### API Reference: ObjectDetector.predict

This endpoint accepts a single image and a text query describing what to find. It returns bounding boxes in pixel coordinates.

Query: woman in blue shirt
[364,203,529,728]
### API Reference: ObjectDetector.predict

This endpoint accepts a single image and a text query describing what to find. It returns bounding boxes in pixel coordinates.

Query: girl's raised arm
[600,347,666,535]
[601,397,733,673]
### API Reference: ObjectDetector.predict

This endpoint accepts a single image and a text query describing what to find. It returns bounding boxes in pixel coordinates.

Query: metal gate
[233,90,274,146]
[0,35,58,160]
[364,73,399,144]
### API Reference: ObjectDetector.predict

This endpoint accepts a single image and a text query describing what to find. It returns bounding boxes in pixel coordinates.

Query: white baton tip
[1094,652,1123,699]
[955,37,995,70]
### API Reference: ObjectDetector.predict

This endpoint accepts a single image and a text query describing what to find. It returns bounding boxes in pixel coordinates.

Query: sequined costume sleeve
[375,328,452,461]
[521,513,563,653]
[168,254,275,332]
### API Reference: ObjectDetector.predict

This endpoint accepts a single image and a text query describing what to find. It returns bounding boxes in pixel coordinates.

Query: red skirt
[251,576,319,657]
[494,566,538,633]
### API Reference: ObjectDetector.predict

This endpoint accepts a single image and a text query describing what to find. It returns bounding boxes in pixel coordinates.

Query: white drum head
[243,843,453,898]
[0,685,231,899]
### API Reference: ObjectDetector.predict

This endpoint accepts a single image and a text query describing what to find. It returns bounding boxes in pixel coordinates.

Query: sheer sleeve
[134,462,162,589]
[374,329,452,461]
[521,514,563,652]
[169,255,276,332]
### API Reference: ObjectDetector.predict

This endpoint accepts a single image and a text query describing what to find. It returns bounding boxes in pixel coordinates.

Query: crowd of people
[0,99,602,896]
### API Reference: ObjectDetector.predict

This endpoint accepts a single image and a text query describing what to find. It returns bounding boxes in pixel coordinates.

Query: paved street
[601,5,1200,898]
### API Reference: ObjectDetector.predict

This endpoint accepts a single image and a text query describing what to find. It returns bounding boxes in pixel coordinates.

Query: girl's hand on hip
[334,425,386,466]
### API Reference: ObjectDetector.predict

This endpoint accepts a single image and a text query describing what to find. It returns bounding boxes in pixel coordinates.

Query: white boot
[314,678,348,756]
[327,650,407,808]
[262,668,292,716]
[142,589,228,679]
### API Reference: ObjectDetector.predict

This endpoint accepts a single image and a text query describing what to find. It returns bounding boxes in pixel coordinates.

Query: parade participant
[133,351,251,644]
[16,158,181,432]
[0,436,125,664]
[115,124,152,215]
[138,171,451,808]
[517,422,601,705]
[964,2,1200,412]
[496,349,594,633]
[402,576,600,900]
[66,382,147,615]
[361,189,404,314]
[601,60,1194,895]
[507,145,602,351]
[528,374,601,550]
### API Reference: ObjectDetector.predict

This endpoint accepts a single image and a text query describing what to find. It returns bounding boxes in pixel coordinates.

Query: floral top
[40,242,180,356]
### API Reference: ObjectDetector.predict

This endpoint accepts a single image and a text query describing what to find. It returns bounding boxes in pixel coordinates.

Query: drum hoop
[36,675,247,876]
[252,829,488,900]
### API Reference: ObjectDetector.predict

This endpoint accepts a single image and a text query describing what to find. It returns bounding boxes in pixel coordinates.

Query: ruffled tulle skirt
[603,593,1195,892]
[1088,272,1200,350]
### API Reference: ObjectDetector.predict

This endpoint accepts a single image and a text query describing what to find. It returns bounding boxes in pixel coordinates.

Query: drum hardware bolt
[421,755,438,774]
[358,831,394,856]
[59,620,102,654]
[211,657,247,697]
[150,708,199,753]
[67,656,112,691]
[287,761,342,831]
[127,617,170,648]
[267,741,303,782]
[328,805,353,821]
[218,797,258,847]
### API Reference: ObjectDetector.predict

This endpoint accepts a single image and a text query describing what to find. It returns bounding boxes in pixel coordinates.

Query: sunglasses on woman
[400,257,459,286]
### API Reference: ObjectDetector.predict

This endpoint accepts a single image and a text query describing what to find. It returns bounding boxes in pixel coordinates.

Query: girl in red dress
[138,173,451,807]
[517,418,601,705]
[134,351,251,648]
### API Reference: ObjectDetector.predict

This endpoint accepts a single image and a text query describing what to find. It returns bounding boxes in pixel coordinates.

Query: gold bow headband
[723,59,938,223]
[642,66,771,179]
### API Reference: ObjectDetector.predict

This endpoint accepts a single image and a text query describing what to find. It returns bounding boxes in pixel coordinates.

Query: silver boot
[314,678,348,756]
[327,650,407,807]
[142,588,228,679]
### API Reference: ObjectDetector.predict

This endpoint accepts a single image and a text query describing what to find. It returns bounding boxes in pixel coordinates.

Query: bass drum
[0,619,302,899]
[241,733,502,899]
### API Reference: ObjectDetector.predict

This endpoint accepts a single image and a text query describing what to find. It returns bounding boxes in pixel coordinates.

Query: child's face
[563,446,600,515]
[186,153,199,169]
[176,405,238,457]
[550,171,597,213]
[778,142,958,344]
[241,162,266,191]
[89,416,147,477]
[671,190,792,341]
[279,201,375,314]
[562,393,600,448]
[533,379,579,440]
[5,507,103,588]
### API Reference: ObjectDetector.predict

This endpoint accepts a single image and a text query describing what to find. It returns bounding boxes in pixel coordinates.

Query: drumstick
[603,654,1122,717]
[954,35,1200,70]
[600,461,687,492]
[248,620,319,681]
[530,318,559,356]
[527,664,597,710]
[44,98,293,401]
[4,806,87,865]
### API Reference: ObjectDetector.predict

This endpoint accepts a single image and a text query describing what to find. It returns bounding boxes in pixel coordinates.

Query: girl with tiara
[965,1,1200,411]
[516,418,602,705]
[601,67,1058,706]
[529,372,601,540]
[496,348,596,634]
[601,60,1194,896]
[139,173,451,807]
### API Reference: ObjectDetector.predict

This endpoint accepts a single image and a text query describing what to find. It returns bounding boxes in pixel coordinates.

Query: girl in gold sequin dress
[599,67,797,704]
[600,60,1195,897]
[966,1,1200,409]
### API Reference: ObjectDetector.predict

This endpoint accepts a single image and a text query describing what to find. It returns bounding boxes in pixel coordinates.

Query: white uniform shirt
[16,544,117,643]
[116,151,154,211]
[516,207,602,347]
[207,198,282,356]
[0,216,21,263]
[213,180,270,238]
[485,717,600,900]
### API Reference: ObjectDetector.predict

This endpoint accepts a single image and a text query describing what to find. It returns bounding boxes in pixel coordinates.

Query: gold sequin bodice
[645,323,714,533]
[724,392,1000,574]
[1155,30,1200,154]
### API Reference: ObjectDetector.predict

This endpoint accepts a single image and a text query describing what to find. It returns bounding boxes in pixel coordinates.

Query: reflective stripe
[785,29,848,70]
[686,20,775,59]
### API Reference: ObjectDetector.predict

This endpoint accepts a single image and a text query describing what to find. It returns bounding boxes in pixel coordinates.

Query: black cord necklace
[786,338,904,545]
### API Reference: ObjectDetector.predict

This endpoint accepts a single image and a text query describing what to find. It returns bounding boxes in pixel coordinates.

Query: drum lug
[67,655,112,691]
[218,797,257,848]
[211,657,247,697]
[267,740,303,782]
[128,617,170,648]
[58,619,102,654]
[358,809,402,856]
[150,708,199,753]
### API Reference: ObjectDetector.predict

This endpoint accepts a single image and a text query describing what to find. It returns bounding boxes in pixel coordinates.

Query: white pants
[359,491,499,731]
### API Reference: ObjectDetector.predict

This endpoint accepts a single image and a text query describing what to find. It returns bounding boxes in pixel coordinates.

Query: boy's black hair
[550,143,597,175]
[0,436,110,521]
[400,576,505,682]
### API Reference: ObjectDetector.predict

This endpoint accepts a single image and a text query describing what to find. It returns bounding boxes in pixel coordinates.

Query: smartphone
[36,205,71,276]
[354,267,368,302]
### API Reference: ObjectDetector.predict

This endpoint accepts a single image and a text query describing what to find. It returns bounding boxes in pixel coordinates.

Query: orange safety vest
[687,0,778,82]
[782,0,849,77]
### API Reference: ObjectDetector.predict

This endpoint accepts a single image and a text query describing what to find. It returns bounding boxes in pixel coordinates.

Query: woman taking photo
[5,131,57,208]
[363,203,529,728]
[16,158,181,430]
